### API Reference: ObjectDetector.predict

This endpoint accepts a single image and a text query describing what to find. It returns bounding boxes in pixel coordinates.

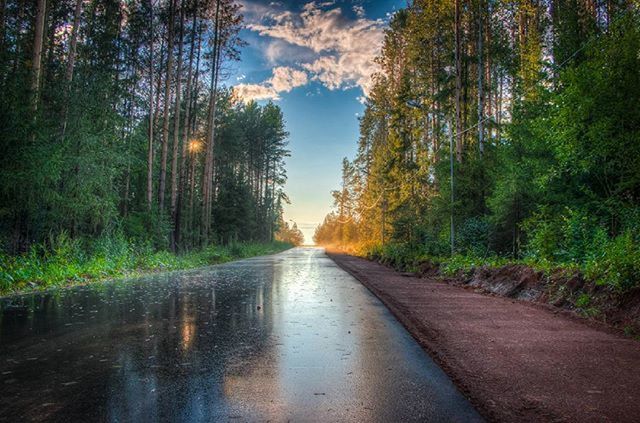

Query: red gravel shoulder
[328,252,640,423]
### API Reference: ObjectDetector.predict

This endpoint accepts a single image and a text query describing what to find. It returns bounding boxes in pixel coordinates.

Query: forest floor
[328,252,640,423]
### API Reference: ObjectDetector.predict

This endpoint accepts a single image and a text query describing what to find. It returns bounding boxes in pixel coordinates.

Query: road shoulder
[328,252,640,423]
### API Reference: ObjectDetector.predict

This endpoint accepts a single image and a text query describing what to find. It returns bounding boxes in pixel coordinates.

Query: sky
[230,0,405,243]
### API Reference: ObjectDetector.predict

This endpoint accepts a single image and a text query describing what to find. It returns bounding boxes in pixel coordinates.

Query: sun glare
[188,139,203,154]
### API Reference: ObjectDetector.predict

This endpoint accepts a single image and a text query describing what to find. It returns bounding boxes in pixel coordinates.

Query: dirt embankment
[329,252,640,423]
[415,261,640,335]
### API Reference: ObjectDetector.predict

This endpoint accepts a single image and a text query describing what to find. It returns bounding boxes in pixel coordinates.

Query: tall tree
[169,0,185,250]
[147,0,155,209]
[454,0,463,162]
[31,0,46,111]
[158,0,177,212]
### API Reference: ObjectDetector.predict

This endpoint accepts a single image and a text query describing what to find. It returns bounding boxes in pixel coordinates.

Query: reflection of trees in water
[105,264,281,420]
[0,264,280,421]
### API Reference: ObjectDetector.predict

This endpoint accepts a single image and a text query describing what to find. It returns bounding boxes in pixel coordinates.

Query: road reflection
[0,248,482,422]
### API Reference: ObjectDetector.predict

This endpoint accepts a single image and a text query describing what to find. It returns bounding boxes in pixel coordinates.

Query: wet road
[0,247,482,422]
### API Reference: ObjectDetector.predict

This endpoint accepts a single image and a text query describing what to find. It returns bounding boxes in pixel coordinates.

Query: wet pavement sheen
[0,247,482,422]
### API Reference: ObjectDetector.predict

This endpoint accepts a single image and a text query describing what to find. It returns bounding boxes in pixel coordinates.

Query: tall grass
[0,233,291,295]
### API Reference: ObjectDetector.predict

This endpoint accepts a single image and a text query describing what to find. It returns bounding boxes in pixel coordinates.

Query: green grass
[0,238,292,296]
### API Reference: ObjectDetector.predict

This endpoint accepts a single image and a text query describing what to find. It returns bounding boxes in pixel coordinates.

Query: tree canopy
[0,0,297,254]
[315,1,640,290]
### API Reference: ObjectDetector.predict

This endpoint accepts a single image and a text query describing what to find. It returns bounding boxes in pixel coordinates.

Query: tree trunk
[477,0,484,155]
[31,0,46,112]
[201,0,221,244]
[65,0,82,84]
[454,0,463,162]
[152,30,166,132]
[61,0,83,137]
[175,11,198,250]
[169,0,185,251]
[147,0,155,209]
[158,0,176,212]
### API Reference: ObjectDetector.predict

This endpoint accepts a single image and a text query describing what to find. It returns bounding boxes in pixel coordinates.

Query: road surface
[0,247,481,422]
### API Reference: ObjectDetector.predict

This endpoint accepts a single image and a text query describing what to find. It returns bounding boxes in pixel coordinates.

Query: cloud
[234,83,280,101]
[236,1,384,99]
[269,66,308,92]
[234,66,309,102]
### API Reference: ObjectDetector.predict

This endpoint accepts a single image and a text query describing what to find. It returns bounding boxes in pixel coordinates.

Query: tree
[31,0,46,111]
[0,0,289,256]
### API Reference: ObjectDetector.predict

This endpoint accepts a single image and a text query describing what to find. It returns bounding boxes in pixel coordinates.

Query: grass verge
[0,238,292,296]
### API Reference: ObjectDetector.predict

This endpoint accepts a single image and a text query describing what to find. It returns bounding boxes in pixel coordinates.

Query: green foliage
[0,0,292,259]
[456,217,491,257]
[585,231,640,291]
[575,293,591,308]
[522,208,607,264]
[0,237,292,295]
[316,7,640,292]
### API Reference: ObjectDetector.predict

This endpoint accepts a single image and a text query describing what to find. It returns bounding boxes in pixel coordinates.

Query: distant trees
[0,0,292,254]
[276,220,304,246]
[315,0,640,274]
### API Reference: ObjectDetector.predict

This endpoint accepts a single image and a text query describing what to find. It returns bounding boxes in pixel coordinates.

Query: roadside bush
[368,243,420,270]
[456,217,491,256]
[585,231,640,291]
[523,207,606,264]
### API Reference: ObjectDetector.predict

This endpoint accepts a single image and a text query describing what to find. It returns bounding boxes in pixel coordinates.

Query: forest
[315,0,640,292]
[0,0,302,292]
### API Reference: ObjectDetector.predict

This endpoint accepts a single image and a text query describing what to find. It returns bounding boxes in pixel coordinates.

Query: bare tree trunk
[60,0,83,137]
[477,0,484,155]
[147,0,155,209]
[31,0,46,112]
[169,0,185,251]
[158,0,176,212]
[201,0,221,244]
[65,0,82,83]
[152,30,166,132]
[174,11,198,250]
[485,3,492,130]
[454,0,463,162]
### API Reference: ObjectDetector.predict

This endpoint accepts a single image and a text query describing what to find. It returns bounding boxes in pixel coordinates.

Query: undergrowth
[0,233,291,295]
[363,238,637,293]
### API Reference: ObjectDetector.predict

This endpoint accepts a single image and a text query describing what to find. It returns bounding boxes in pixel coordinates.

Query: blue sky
[230,0,405,243]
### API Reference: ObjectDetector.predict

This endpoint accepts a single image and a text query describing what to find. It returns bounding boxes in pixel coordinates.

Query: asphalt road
[0,247,482,422]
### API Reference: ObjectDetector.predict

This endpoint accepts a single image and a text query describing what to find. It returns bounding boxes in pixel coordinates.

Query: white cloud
[234,66,309,102]
[236,1,384,99]
[269,66,308,92]
[234,83,280,101]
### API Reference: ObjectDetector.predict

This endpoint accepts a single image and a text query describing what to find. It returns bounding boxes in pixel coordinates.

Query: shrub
[585,231,640,291]
[456,217,491,256]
